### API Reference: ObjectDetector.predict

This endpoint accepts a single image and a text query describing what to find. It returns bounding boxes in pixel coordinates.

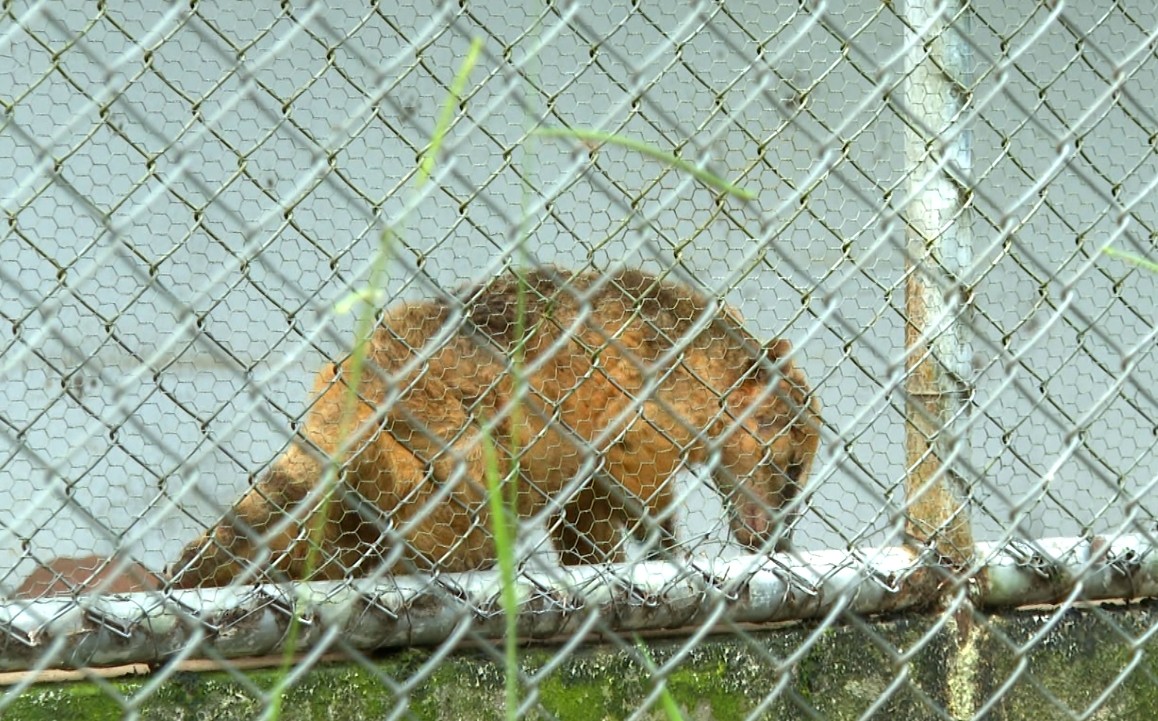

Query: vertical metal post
[903,1,975,567]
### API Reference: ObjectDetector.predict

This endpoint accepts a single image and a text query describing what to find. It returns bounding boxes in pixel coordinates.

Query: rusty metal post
[902,0,975,566]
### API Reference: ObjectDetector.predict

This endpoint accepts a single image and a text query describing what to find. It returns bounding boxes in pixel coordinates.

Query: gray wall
[1,1,1155,588]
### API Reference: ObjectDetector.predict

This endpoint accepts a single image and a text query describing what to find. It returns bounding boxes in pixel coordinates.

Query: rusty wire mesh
[2,1,1157,718]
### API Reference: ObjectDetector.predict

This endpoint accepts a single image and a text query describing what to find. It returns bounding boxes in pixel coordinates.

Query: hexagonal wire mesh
[1,0,1156,718]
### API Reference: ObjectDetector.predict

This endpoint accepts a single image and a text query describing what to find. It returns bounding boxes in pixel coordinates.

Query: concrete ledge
[4,601,1157,720]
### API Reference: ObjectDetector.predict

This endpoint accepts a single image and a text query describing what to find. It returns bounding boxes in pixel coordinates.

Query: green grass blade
[1104,246,1158,274]
[633,635,687,721]
[533,127,756,201]
[419,37,485,189]
[267,37,486,721]
[482,432,520,721]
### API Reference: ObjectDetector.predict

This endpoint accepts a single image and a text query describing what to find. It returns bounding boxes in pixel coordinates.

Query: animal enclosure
[1,1,1157,719]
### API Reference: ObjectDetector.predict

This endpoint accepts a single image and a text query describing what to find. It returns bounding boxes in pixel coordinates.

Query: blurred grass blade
[633,635,686,721]
[1104,246,1158,274]
[419,37,485,188]
[483,431,520,721]
[533,127,756,201]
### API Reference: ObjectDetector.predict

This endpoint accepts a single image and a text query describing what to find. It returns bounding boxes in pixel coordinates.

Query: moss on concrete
[981,605,1158,720]
[4,602,1158,720]
[4,681,126,721]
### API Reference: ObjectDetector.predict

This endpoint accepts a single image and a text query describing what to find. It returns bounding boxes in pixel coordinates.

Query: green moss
[3,682,125,721]
[664,658,747,719]
[984,605,1158,720]
[6,604,1158,720]
[536,656,640,720]
[408,650,507,720]
[136,662,399,721]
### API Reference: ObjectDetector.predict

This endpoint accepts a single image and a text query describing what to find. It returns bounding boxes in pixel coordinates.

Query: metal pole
[1,536,1155,672]
[902,0,975,566]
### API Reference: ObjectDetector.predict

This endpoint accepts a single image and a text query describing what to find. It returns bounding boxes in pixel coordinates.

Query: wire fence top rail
[1,534,1156,673]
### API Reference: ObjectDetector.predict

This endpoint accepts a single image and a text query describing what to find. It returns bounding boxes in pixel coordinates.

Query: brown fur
[15,556,160,598]
[169,268,821,587]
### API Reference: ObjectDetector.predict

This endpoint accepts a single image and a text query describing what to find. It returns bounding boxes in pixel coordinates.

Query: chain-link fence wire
[1,0,1157,718]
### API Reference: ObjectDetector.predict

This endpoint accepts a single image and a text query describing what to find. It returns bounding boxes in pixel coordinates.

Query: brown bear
[170,267,821,587]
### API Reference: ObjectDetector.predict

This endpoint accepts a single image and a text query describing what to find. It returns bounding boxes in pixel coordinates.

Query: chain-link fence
[2,0,1157,718]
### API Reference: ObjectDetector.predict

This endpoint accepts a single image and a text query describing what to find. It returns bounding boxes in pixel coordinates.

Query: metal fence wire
[2,0,1157,718]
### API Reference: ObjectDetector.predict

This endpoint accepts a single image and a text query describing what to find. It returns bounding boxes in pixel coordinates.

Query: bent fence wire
[2,0,1157,718]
